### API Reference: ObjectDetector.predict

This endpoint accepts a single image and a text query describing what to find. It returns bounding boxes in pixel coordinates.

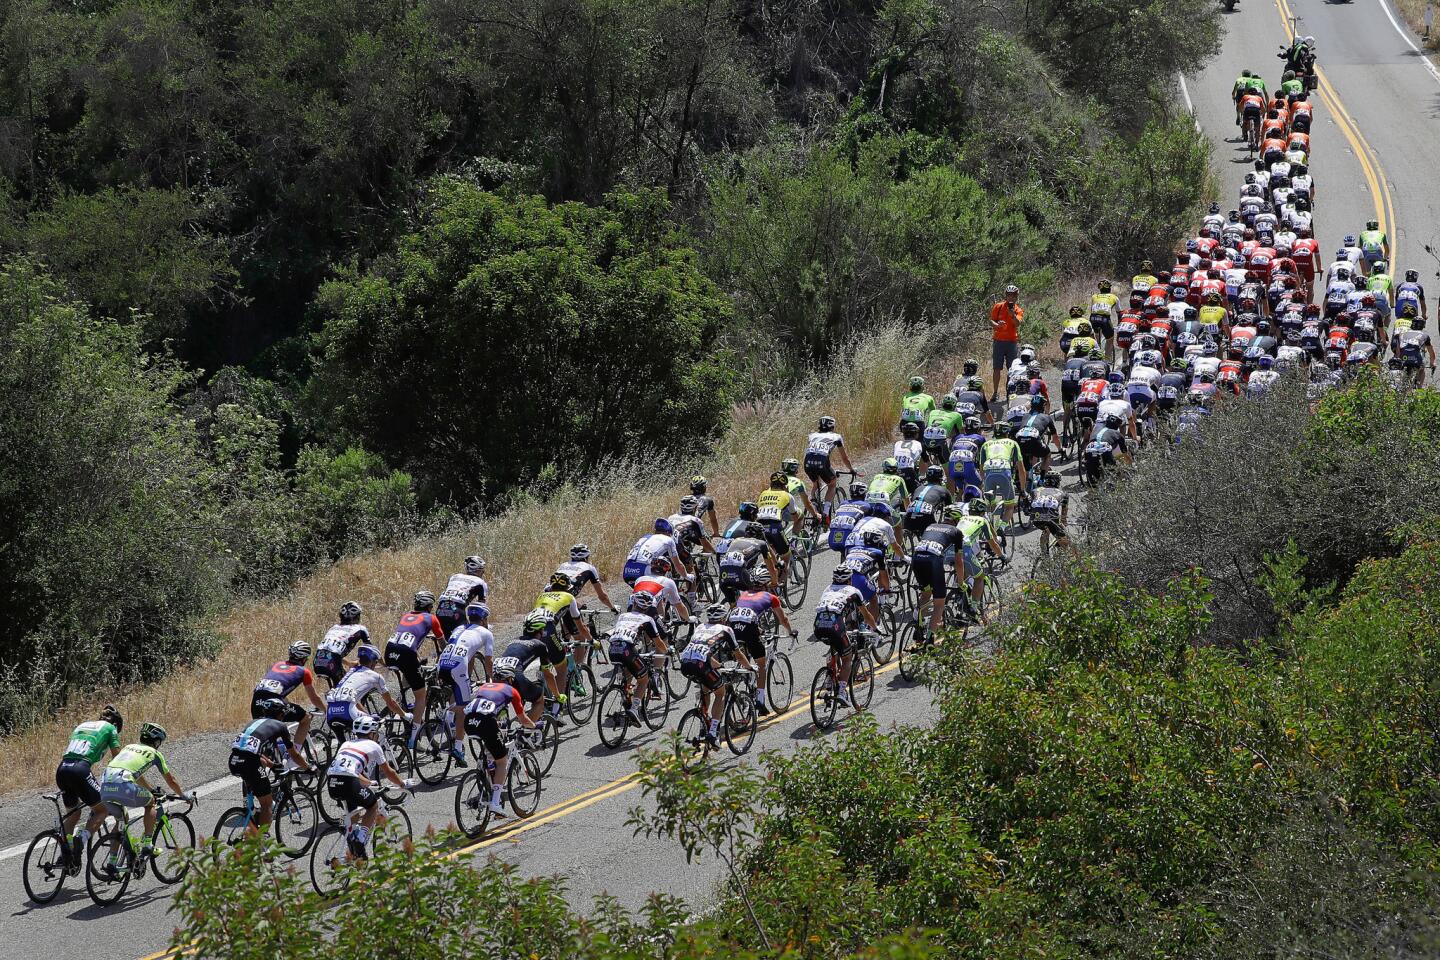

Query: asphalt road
[5,2,1438,956]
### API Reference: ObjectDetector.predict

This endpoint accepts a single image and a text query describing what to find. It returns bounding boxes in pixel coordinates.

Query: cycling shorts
[385,642,425,692]
[251,691,305,724]
[326,776,378,813]
[719,561,758,597]
[1060,379,1080,404]
[814,625,853,656]
[99,770,151,810]
[730,623,767,662]
[462,712,507,761]
[443,666,474,706]
[911,553,950,600]
[803,451,835,484]
[1034,516,1067,539]
[228,750,273,799]
[622,559,650,586]
[437,612,462,641]
[1089,314,1114,337]
[759,520,790,557]
[325,699,360,733]
[55,759,101,809]
[510,670,545,707]
[849,571,877,603]
[313,653,345,686]
[679,659,722,692]
[961,544,980,581]
[902,511,934,538]
[609,638,651,680]
[1019,437,1049,465]
[983,469,1016,505]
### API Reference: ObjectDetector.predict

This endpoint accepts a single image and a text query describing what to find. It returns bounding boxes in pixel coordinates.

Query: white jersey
[437,573,487,617]
[1129,365,1162,390]
[1341,246,1365,267]
[438,624,492,670]
[555,560,602,591]
[628,533,680,568]
[846,515,898,552]
[892,439,924,471]
[1097,398,1132,424]
[326,666,386,704]
[319,623,368,658]
[327,738,385,779]
[806,431,844,457]
[1166,301,1190,323]
[1247,370,1280,395]
[1191,356,1221,379]
[1276,345,1308,369]
[633,574,684,611]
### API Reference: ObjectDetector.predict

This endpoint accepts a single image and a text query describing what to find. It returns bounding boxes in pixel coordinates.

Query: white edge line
[1376,0,1440,86]
[0,776,241,862]
[1178,74,1203,133]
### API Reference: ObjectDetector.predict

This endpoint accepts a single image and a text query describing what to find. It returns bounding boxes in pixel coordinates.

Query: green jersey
[108,743,170,780]
[1280,78,1303,96]
[981,438,1021,473]
[957,515,991,545]
[62,720,120,764]
[1246,77,1268,97]
[900,392,935,425]
[1360,229,1388,254]
[1368,273,1394,296]
[924,409,964,438]
[866,473,908,507]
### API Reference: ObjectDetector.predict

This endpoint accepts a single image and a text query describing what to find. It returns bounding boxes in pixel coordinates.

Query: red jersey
[1077,378,1107,408]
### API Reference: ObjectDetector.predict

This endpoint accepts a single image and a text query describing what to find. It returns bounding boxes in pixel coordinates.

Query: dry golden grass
[1,320,976,793]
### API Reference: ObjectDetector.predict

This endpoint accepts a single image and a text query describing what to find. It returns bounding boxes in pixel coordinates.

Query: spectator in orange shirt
[990,285,1023,401]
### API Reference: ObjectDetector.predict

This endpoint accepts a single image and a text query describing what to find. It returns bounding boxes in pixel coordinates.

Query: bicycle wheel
[295,731,328,790]
[86,826,132,905]
[567,664,597,725]
[981,574,1004,626]
[273,787,321,858]
[308,826,349,897]
[850,650,875,710]
[152,813,196,884]
[453,769,493,839]
[212,806,251,846]
[793,548,813,594]
[873,607,898,664]
[22,830,69,904]
[409,716,453,785]
[387,667,414,712]
[665,655,691,703]
[532,717,561,776]
[374,806,413,849]
[724,690,758,756]
[897,623,919,682]
[780,563,805,611]
[596,683,632,749]
[507,751,543,818]
[766,653,794,713]
[674,708,710,769]
[809,666,839,730]
[643,676,671,730]
[316,778,344,827]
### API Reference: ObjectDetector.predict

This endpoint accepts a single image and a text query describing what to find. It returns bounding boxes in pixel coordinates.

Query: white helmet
[351,714,380,737]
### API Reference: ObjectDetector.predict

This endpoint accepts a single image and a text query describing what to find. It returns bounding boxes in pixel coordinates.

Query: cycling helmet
[832,567,852,585]
[1026,362,1042,378]
[1362,293,1376,306]
[900,421,919,438]
[1241,68,1252,77]
[1343,234,1357,247]
[967,375,985,391]
[413,590,435,612]
[942,503,965,523]
[523,609,556,634]
[738,501,759,522]
[465,602,489,623]
[781,458,800,477]
[1107,383,1126,399]
[849,480,868,499]
[940,393,957,411]
[705,603,729,624]
[1106,371,1125,385]
[769,470,788,488]
[962,357,980,376]
[1367,219,1379,231]
[356,644,380,665]
[1004,284,1020,295]
[1256,320,1272,335]
[862,530,886,550]
[1170,356,1187,371]
[288,641,312,664]
[1406,270,1419,282]
[464,555,486,576]
[908,376,925,391]
[548,571,574,593]
[962,415,982,432]
[651,555,673,574]
[1076,320,1092,336]
[676,496,699,517]
[1373,260,1388,274]
[1019,343,1037,361]
[1087,348,1104,361]
[630,590,657,613]
[258,697,287,720]
[1069,305,1085,319]
[654,517,673,534]
[1186,238,1199,252]
[139,722,167,747]
[690,475,708,494]
[1141,259,1155,271]
[992,421,1012,437]
[1103,414,1123,430]
[925,464,944,483]
[1030,394,1045,410]
[339,601,363,625]
[1257,355,1274,369]
[100,705,124,732]
[881,458,899,475]
[1202,341,1219,358]
[350,715,380,737]
[570,543,591,561]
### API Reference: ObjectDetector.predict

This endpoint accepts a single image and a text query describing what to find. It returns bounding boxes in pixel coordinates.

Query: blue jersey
[827,500,890,551]
[946,433,985,487]
[1396,281,1424,314]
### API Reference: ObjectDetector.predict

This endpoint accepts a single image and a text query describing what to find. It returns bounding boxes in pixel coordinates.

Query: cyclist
[899,376,935,430]
[1015,393,1061,474]
[55,705,124,868]
[892,421,927,492]
[606,598,668,728]
[902,465,954,542]
[251,641,325,751]
[757,471,803,586]
[1396,270,1427,322]
[669,496,718,577]
[715,509,780,600]
[1392,315,1437,386]
[555,544,620,615]
[228,698,312,833]
[841,532,886,626]
[679,604,757,748]
[866,459,910,518]
[1359,220,1389,269]
[97,723,189,878]
[1090,279,1120,361]
[1067,319,1098,360]
[493,614,567,726]
[1366,260,1395,321]
[911,505,967,641]
[438,602,494,765]
[952,376,994,425]
[435,556,488,638]
[462,679,538,817]
[778,458,820,534]
[385,591,446,748]
[632,555,694,638]
[729,589,797,716]
[956,502,1004,618]
[623,519,688,587]
[325,644,408,739]
[1083,413,1133,484]
[688,476,721,537]
[805,416,857,515]
[980,421,1027,526]
[811,567,878,710]
[324,714,414,860]
[315,601,369,687]
[923,393,965,464]
[827,481,891,553]
[1132,259,1160,293]
[533,571,595,665]
[946,416,987,499]
[1028,471,1075,557]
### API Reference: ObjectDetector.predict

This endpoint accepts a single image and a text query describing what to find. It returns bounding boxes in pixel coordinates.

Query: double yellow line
[1271,0,1398,255]
[139,656,904,960]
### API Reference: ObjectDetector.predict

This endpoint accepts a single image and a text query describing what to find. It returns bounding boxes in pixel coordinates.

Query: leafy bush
[308,181,739,503]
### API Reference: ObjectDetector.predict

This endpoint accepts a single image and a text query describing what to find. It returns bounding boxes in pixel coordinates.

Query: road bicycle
[308,791,414,896]
[85,793,197,906]
[452,721,545,838]
[778,533,814,612]
[596,649,672,749]
[809,628,877,730]
[21,793,86,904]
[762,617,797,714]
[981,492,1015,569]
[898,560,1001,681]
[316,711,413,827]
[674,666,759,768]
[212,769,321,858]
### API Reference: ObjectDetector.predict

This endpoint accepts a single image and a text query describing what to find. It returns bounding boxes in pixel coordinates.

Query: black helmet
[738,501,759,522]
[900,421,919,438]
[548,571,574,593]
[1030,394,1045,411]
[908,376,925,391]
[817,416,836,432]
[339,601,363,625]
[769,470,787,488]
[100,704,124,733]
[862,530,886,550]
[962,357,980,376]
[258,697,287,720]
[1104,414,1123,429]
[925,465,944,483]
[413,590,435,612]
[992,421,1012,437]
